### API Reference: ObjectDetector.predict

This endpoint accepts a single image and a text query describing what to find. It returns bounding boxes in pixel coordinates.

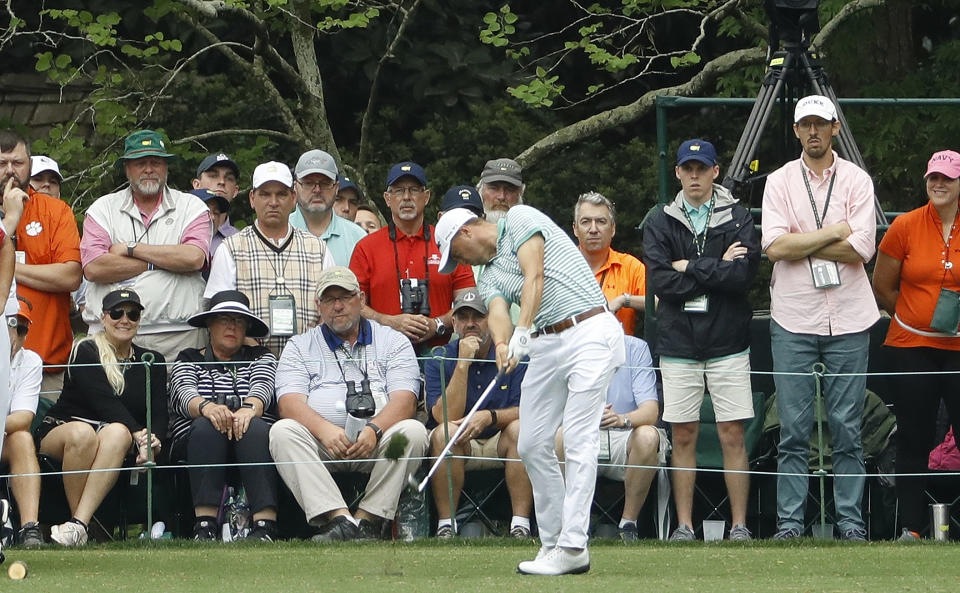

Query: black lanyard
[802,167,837,230]
[390,224,431,286]
[679,194,716,257]
[332,344,369,385]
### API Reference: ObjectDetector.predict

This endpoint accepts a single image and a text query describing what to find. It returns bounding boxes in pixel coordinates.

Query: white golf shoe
[517,546,590,575]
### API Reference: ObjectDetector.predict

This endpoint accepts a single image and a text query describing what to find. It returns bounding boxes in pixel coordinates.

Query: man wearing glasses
[269,266,427,541]
[349,162,475,353]
[289,150,366,266]
[205,161,335,355]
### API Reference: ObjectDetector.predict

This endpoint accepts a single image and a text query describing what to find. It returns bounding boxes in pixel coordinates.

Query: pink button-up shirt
[761,153,880,336]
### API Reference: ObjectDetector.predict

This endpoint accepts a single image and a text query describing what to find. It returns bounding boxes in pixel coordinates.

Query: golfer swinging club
[436,205,624,576]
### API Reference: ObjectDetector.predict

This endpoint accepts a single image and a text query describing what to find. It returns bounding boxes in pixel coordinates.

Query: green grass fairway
[5,539,960,593]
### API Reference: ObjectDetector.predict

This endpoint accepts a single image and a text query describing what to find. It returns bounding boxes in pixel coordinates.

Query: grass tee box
[6,539,959,593]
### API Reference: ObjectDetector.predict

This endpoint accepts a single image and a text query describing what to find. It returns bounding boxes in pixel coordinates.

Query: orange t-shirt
[17,189,82,368]
[593,248,646,336]
[879,202,960,350]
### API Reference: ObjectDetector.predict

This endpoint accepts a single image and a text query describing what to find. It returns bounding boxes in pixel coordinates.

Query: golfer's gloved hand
[508,326,532,361]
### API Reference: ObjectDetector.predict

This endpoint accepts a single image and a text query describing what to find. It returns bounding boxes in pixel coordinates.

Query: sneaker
[669,524,696,541]
[509,525,532,539]
[773,526,802,540]
[517,546,590,576]
[840,527,867,542]
[897,528,921,542]
[50,520,88,547]
[617,523,639,542]
[436,524,456,539]
[728,524,752,542]
[311,515,359,542]
[16,522,43,548]
[357,518,383,541]
[245,519,278,542]
[193,518,218,541]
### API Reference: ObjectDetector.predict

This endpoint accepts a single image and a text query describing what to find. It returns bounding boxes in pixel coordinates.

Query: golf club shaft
[417,369,505,492]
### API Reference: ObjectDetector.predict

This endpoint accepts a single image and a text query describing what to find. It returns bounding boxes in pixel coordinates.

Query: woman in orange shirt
[873,150,960,541]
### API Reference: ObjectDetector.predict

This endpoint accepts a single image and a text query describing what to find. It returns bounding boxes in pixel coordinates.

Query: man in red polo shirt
[0,131,82,401]
[349,162,475,352]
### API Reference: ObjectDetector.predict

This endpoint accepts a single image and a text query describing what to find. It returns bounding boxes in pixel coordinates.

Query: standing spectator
[349,162,475,353]
[333,174,364,222]
[477,158,524,223]
[436,206,624,575]
[189,188,237,264]
[556,335,666,541]
[192,152,240,203]
[644,139,759,542]
[269,267,428,541]
[289,150,366,266]
[29,155,62,198]
[80,129,210,362]
[0,131,82,399]
[872,150,960,541]
[354,204,382,235]
[205,161,335,356]
[762,95,880,541]
[439,185,485,218]
[169,290,279,542]
[424,288,532,538]
[37,289,166,546]
[574,191,646,336]
[3,303,43,547]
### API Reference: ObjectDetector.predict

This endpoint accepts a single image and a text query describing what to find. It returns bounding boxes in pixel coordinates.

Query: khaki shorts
[429,426,504,471]
[661,352,755,423]
[597,426,670,481]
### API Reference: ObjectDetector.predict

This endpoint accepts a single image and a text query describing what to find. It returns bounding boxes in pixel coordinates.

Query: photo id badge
[811,261,841,289]
[598,430,611,463]
[682,294,709,314]
[268,294,296,336]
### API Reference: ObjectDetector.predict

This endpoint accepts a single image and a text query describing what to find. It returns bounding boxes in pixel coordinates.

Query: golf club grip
[417,369,506,492]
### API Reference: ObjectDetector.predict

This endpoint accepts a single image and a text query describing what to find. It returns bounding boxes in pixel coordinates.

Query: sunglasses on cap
[108,308,142,322]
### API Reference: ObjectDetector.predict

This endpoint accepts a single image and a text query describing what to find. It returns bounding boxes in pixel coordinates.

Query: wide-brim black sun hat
[187,290,270,338]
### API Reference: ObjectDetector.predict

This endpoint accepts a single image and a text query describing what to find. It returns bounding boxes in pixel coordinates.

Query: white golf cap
[30,155,62,180]
[251,161,293,189]
[435,207,478,274]
[794,95,837,123]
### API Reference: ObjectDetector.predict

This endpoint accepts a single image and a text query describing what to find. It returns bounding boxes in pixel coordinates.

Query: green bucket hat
[117,129,175,164]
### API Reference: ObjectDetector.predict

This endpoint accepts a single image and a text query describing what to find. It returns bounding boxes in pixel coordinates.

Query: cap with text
[196,153,239,178]
[251,161,293,190]
[925,150,960,180]
[794,95,837,123]
[440,185,484,216]
[479,158,523,186]
[295,150,338,181]
[435,207,478,274]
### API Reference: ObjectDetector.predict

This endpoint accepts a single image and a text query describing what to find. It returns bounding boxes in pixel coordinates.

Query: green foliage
[479,5,517,48]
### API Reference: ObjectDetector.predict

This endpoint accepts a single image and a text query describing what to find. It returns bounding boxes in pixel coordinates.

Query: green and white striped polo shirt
[477,205,605,328]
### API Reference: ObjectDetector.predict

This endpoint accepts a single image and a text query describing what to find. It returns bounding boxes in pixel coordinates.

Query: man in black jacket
[643,139,759,542]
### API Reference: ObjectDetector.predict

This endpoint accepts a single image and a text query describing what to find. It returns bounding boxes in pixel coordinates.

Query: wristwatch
[434,317,448,336]
[621,416,633,430]
[366,421,383,443]
[623,293,632,308]
[127,241,138,257]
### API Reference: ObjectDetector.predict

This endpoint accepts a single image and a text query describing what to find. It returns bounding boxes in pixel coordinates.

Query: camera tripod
[721,43,887,225]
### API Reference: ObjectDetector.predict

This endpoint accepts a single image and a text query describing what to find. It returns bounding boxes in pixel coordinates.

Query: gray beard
[485,209,507,224]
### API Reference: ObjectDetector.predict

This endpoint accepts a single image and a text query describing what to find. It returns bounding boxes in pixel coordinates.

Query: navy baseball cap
[337,174,365,201]
[676,139,717,167]
[440,185,484,217]
[385,162,427,188]
[196,153,239,178]
[190,188,230,214]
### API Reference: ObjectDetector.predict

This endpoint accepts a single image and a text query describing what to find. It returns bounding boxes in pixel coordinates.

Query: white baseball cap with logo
[251,161,293,189]
[30,155,63,180]
[435,207,478,274]
[794,95,837,123]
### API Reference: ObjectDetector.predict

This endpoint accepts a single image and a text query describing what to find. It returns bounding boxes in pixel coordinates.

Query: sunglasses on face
[108,308,141,322]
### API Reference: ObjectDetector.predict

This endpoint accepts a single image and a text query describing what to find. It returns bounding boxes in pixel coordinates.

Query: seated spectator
[3,303,43,547]
[556,335,666,541]
[269,266,427,541]
[354,204,381,235]
[169,290,279,542]
[424,288,532,538]
[36,289,167,546]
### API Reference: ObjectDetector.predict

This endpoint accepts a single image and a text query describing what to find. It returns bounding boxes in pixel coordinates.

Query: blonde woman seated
[35,290,167,546]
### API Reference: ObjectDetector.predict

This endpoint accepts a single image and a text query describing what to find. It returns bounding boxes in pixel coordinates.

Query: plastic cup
[702,520,725,542]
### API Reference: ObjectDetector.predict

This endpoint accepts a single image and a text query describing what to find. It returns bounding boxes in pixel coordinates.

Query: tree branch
[173,128,300,145]
[515,46,766,168]
[813,0,887,50]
